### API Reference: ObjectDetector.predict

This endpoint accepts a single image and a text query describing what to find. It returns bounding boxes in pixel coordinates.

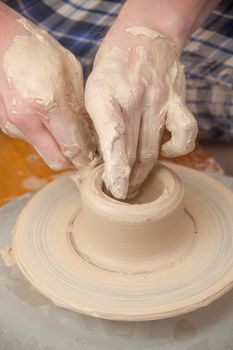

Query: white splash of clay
[4,36,57,109]
[0,244,16,267]
[126,26,166,40]
[3,18,84,111]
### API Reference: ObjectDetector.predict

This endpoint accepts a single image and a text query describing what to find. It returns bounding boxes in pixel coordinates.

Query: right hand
[85,26,198,199]
[0,5,97,170]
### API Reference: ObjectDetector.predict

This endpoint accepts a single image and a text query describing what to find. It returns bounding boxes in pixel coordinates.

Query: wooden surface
[0,130,222,207]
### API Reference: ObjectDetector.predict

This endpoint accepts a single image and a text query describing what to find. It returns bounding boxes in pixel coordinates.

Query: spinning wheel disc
[13,163,233,321]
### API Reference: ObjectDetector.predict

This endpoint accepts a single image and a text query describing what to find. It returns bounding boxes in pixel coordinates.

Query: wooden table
[0,131,222,207]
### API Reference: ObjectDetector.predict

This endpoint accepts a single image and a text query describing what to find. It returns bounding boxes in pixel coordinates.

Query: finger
[1,120,27,140]
[8,112,72,169]
[173,63,186,102]
[161,97,198,158]
[40,50,97,169]
[45,106,97,169]
[129,104,165,194]
[0,96,26,139]
[85,82,130,199]
[121,106,141,170]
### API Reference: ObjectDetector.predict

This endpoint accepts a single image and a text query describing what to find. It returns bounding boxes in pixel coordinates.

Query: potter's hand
[0,4,97,169]
[85,26,197,199]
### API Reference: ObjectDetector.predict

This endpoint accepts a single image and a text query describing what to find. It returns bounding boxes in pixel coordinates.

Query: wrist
[105,2,189,54]
[105,0,220,53]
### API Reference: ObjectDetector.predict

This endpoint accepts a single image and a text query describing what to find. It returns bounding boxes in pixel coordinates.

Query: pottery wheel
[13,162,233,321]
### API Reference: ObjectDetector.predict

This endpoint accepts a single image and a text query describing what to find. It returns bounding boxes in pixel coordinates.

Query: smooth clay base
[13,162,233,321]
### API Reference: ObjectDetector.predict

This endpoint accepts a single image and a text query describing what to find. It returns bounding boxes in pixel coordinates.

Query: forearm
[0,3,26,55]
[106,0,221,52]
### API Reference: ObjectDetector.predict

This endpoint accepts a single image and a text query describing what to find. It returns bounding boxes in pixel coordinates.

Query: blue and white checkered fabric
[4,0,233,141]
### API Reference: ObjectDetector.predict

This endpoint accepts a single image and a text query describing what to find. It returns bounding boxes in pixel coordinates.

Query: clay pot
[73,163,193,273]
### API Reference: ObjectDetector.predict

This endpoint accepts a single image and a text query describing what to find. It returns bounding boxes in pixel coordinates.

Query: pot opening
[102,170,165,205]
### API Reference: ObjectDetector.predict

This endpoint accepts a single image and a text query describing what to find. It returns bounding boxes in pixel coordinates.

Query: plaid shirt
[4,0,233,141]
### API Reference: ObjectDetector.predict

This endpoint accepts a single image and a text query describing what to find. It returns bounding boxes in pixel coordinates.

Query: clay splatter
[0,244,16,267]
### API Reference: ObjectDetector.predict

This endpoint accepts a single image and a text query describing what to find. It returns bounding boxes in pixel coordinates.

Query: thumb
[161,96,198,158]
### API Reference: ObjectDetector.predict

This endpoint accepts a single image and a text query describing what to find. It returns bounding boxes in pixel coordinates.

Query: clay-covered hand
[85,26,198,199]
[0,5,97,169]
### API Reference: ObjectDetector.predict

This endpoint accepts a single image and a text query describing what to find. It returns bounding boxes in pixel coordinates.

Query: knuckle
[132,85,144,100]
[123,90,140,111]
[148,84,167,105]
[151,84,164,97]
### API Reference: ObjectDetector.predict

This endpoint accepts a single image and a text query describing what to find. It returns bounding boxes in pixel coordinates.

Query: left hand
[0,5,97,170]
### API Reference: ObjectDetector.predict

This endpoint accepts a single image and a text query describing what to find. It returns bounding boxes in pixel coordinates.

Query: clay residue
[126,26,166,40]
[0,244,16,267]
[22,176,48,190]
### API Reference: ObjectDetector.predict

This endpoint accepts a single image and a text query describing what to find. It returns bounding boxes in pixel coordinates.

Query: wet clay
[85,26,198,199]
[13,162,233,321]
[71,163,194,274]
